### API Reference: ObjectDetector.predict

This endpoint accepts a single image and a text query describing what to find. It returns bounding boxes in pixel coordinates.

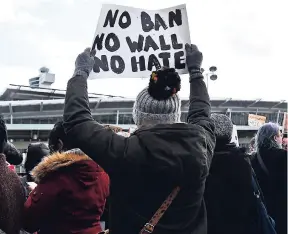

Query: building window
[93,114,117,124]
[118,114,134,125]
[40,119,49,124]
[31,118,40,124]
[231,112,249,125]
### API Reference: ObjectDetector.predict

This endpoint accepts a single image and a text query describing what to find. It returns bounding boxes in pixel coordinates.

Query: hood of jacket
[3,141,23,165]
[209,143,250,182]
[31,150,102,186]
[131,123,214,185]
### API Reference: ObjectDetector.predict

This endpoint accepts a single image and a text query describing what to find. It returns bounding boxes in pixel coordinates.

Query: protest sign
[248,114,266,127]
[90,4,191,79]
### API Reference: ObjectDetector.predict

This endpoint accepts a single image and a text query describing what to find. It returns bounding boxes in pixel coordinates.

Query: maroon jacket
[23,151,110,234]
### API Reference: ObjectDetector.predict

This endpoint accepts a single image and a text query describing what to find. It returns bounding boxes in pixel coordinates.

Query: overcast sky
[0,0,287,101]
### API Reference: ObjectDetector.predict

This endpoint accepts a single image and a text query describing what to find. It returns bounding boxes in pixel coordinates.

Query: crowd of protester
[0,44,287,234]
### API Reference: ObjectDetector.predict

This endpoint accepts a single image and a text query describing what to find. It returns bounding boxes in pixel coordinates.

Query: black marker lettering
[126,35,144,52]
[159,35,171,50]
[144,35,159,52]
[131,56,146,72]
[174,51,185,69]
[141,11,154,32]
[159,52,171,67]
[110,56,125,74]
[105,33,120,52]
[93,55,109,73]
[171,34,183,49]
[155,14,168,31]
[169,9,182,27]
[148,54,161,71]
[119,11,131,29]
[92,33,105,51]
[103,10,119,27]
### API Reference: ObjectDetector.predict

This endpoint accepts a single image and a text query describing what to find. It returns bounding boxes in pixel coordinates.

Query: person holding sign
[63,44,215,234]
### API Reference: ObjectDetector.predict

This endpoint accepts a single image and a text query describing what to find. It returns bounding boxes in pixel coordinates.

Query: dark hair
[24,142,50,174]
[148,68,181,100]
[0,116,8,153]
[48,121,70,152]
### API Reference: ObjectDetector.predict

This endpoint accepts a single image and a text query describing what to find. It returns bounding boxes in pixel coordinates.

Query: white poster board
[89,4,191,79]
[248,114,266,127]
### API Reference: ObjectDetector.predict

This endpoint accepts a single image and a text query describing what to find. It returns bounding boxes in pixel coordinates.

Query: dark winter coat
[204,143,259,234]
[23,151,110,234]
[63,75,215,234]
[252,147,287,234]
[0,153,25,234]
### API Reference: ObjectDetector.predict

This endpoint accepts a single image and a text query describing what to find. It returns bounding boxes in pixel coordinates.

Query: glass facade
[13,117,63,124]
[6,111,285,126]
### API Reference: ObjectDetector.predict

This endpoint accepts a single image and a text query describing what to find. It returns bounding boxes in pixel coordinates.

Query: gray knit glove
[72,48,96,79]
[185,44,203,80]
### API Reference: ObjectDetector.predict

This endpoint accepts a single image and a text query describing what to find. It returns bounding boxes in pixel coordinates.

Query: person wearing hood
[204,114,258,234]
[252,122,287,234]
[0,117,25,234]
[48,121,73,153]
[20,142,50,199]
[3,139,23,166]
[62,44,215,234]
[48,121,111,231]
[22,148,110,234]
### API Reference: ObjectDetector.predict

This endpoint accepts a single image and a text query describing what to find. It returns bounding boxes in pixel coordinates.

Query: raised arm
[63,49,128,174]
[185,44,215,166]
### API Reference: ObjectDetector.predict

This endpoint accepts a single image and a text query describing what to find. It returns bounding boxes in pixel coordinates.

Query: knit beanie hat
[211,113,233,143]
[133,68,181,126]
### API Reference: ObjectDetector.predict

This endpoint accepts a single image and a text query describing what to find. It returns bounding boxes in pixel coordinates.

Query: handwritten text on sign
[248,114,266,127]
[89,4,191,79]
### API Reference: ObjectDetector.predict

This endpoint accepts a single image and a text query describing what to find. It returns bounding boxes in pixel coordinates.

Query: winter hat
[211,113,233,143]
[133,68,181,126]
[24,142,50,174]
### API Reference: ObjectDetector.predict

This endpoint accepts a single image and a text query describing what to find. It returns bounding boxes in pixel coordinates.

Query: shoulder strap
[140,187,180,234]
[256,152,269,175]
[251,168,267,204]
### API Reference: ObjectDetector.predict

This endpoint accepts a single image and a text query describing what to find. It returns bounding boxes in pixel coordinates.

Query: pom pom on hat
[148,68,181,100]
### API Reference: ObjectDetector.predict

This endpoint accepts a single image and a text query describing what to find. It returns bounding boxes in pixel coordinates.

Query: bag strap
[256,152,269,175]
[140,187,180,234]
[251,168,267,204]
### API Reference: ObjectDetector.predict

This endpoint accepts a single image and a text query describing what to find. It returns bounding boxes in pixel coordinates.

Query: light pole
[201,66,218,92]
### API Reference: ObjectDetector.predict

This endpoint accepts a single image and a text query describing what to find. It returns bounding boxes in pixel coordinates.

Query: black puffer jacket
[252,147,287,234]
[63,75,215,234]
[204,143,258,234]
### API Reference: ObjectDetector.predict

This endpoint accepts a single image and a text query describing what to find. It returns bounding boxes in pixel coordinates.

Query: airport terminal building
[1,83,287,152]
